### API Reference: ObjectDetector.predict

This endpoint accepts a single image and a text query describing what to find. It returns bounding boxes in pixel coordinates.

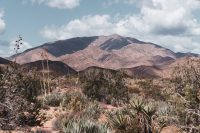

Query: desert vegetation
[0,38,199,133]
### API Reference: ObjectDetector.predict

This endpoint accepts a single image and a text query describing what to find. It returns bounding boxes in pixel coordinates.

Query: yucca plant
[128,97,157,133]
[107,108,134,133]
[61,117,111,133]
[130,98,145,113]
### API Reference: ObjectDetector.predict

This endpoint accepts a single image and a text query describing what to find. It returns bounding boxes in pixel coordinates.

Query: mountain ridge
[9,34,199,72]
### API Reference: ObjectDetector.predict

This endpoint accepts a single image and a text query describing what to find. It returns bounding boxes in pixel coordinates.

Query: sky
[0,0,200,57]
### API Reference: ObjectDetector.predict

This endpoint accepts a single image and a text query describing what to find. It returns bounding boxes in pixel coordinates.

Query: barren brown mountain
[9,34,199,75]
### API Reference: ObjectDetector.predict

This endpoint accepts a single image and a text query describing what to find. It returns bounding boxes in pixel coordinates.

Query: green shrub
[0,65,42,129]
[80,102,102,120]
[43,93,63,107]
[61,90,89,112]
[80,68,129,104]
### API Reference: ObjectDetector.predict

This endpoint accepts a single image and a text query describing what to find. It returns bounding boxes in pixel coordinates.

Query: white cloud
[41,0,200,53]
[41,15,115,39]
[31,0,80,9]
[0,9,6,34]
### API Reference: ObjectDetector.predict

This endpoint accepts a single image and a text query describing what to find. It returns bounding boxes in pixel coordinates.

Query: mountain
[9,34,199,72]
[22,60,77,76]
[79,66,118,76]
[175,52,199,58]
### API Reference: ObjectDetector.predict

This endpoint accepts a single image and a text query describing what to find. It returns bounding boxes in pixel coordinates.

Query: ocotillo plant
[45,54,50,94]
[40,52,50,96]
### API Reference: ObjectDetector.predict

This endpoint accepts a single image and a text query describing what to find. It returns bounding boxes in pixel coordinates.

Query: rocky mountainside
[9,34,199,73]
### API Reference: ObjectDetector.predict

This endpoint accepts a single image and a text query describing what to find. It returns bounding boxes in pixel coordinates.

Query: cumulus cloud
[0,9,6,34]
[41,15,115,40]
[31,0,80,9]
[41,0,200,53]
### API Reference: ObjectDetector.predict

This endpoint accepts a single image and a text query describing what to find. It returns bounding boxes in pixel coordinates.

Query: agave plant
[128,97,157,133]
[108,111,128,132]
[61,117,111,133]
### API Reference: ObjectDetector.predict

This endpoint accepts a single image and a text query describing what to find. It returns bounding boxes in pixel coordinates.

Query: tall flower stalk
[14,35,23,63]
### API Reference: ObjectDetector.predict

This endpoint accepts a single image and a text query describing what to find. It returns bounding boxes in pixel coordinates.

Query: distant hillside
[79,66,118,75]
[22,60,77,76]
[121,65,162,79]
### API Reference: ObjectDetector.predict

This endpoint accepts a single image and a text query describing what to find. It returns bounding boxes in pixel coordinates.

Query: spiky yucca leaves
[107,108,131,133]
[106,97,158,133]
[61,116,111,133]
[129,97,156,133]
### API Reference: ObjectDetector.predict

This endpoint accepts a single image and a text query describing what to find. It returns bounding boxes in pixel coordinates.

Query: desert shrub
[171,58,200,133]
[136,79,164,100]
[128,87,140,94]
[0,65,42,130]
[43,93,63,107]
[107,108,133,133]
[80,68,129,104]
[61,90,89,112]
[80,102,102,120]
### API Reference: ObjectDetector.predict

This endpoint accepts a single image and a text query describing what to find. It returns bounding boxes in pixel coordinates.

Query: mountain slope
[58,34,176,70]
[121,65,162,79]
[9,34,198,71]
